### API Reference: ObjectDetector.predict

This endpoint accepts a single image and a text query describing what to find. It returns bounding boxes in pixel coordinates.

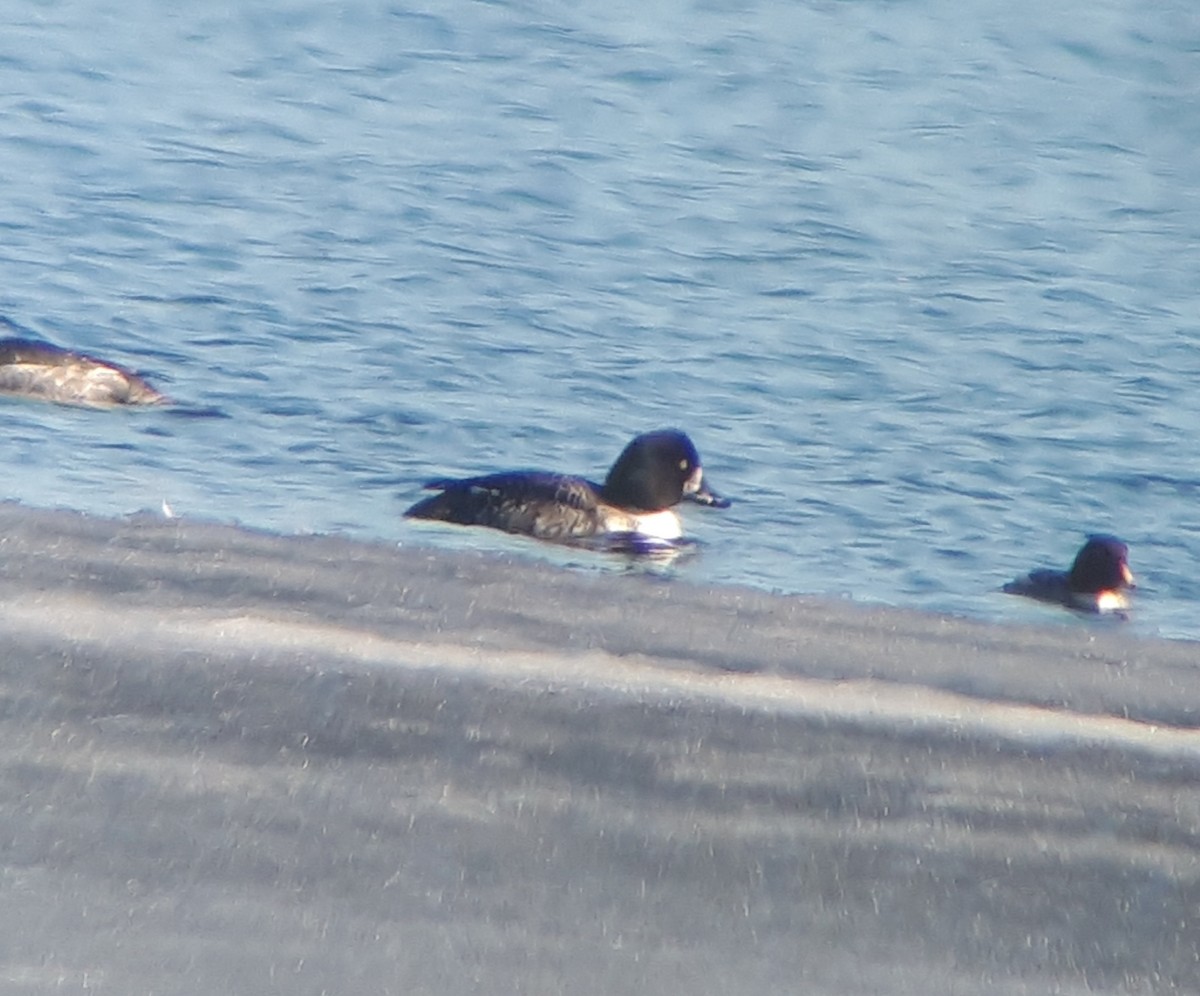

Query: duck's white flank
[603,507,683,541]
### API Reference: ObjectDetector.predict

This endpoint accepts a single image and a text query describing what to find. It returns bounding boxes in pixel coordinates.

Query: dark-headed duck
[1003,534,1135,614]
[404,428,729,551]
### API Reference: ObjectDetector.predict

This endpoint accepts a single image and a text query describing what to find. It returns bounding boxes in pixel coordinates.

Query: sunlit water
[3,0,1199,642]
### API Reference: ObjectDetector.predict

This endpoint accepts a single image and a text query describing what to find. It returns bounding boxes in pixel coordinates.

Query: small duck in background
[1003,534,1135,615]
[405,428,729,552]
[0,337,167,408]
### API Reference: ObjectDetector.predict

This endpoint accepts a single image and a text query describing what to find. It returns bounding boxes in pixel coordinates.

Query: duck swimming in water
[0,337,167,408]
[1002,534,1135,615]
[404,428,730,551]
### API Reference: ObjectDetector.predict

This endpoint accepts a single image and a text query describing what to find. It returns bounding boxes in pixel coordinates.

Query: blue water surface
[2,0,1199,641]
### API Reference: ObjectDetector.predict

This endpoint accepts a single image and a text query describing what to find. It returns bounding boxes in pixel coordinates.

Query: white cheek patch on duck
[681,465,703,495]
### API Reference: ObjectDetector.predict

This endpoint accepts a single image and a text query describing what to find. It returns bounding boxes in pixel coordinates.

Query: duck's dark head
[603,429,730,512]
[1068,535,1134,594]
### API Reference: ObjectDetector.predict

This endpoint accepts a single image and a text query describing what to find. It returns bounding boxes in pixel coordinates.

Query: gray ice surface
[0,504,1197,995]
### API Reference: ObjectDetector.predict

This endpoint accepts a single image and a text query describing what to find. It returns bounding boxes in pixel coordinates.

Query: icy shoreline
[1,504,1197,994]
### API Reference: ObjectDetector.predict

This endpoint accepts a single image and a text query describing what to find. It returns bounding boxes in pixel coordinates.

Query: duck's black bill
[686,482,731,509]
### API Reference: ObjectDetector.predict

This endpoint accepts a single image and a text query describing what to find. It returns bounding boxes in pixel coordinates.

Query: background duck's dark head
[603,429,729,512]
[1068,535,1134,593]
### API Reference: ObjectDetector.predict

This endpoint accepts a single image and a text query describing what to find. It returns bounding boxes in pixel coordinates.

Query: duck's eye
[679,459,690,470]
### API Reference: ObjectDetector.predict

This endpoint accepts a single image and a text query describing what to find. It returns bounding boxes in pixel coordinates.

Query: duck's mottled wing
[0,338,70,366]
[0,360,165,406]
[0,361,58,398]
[0,338,166,407]
[404,472,605,541]
[1002,568,1068,603]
